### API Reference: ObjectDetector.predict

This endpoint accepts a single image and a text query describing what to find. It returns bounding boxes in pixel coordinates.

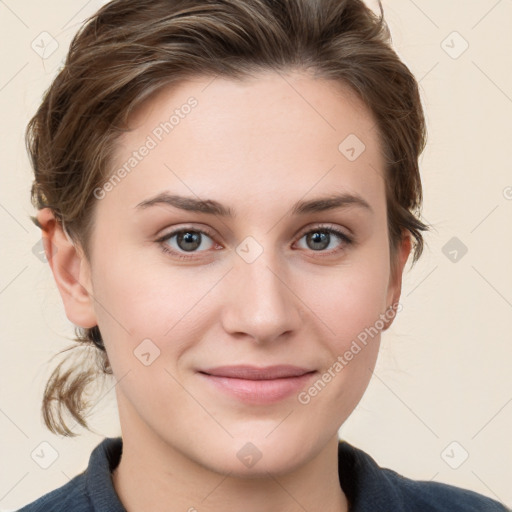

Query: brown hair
[27,0,429,436]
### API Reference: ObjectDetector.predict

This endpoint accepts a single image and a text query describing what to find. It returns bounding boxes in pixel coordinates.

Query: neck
[111,421,349,512]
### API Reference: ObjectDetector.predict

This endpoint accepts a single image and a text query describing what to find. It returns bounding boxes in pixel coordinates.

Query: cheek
[90,251,213,366]
[297,248,390,407]
[305,255,389,351]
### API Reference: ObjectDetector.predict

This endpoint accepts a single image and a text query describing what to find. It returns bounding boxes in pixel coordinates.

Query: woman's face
[63,71,410,474]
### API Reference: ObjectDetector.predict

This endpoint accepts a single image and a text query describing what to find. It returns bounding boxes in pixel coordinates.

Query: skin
[38,70,411,512]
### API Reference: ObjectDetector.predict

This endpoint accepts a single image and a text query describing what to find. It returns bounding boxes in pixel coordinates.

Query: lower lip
[199,372,317,404]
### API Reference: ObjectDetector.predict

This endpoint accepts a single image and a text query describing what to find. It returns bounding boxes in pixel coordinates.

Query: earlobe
[36,208,97,329]
[383,232,412,331]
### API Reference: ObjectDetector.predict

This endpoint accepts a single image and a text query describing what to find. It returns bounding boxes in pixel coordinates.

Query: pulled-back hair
[27,0,429,436]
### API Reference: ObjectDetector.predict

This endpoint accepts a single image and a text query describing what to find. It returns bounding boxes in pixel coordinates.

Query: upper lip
[200,365,315,380]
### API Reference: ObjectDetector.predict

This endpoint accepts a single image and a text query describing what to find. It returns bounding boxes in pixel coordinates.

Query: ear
[382,231,412,331]
[36,208,97,328]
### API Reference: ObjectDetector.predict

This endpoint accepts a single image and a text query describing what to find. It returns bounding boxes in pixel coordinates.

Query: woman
[18,0,509,510]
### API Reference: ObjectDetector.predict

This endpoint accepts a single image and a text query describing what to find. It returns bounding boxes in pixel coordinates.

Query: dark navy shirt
[17,436,510,511]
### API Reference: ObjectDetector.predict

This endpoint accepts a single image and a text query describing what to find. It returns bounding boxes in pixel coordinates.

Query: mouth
[198,365,317,404]
[200,364,314,379]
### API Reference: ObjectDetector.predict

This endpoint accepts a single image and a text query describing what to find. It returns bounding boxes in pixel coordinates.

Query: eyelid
[295,222,352,241]
[157,223,351,243]
[156,224,217,241]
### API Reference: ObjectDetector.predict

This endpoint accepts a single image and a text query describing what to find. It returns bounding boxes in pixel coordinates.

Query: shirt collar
[85,437,126,512]
[338,439,405,511]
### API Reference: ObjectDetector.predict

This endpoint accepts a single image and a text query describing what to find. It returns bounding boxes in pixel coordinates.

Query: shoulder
[15,472,91,512]
[382,466,510,511]
[15,436,124,512]
[338,440,510,511]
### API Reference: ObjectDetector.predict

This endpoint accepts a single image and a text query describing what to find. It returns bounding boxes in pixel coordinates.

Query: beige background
[1,0,511,510]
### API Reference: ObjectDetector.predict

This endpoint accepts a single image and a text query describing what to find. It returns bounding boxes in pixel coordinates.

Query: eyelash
[155,224,353,261]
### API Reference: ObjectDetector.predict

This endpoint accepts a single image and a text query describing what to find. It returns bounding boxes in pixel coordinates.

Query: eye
[156,227,218,261]
[156,223,353,262]
[295,224,353,255]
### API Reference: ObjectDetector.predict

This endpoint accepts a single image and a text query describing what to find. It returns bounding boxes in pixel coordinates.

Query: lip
[198,365,317,404]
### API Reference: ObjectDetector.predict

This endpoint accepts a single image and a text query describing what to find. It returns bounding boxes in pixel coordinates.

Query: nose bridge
[220,238,302,342]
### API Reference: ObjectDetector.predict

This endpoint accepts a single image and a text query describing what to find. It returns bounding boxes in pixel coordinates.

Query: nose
[220,246,303,344]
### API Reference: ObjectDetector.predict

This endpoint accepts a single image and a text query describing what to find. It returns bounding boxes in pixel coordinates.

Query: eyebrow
[135,191,373,216]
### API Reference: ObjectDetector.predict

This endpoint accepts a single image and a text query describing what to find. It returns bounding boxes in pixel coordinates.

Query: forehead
[104,71,386,215]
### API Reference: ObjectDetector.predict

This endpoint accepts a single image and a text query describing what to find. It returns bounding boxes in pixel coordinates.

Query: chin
[194,430,320,478]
